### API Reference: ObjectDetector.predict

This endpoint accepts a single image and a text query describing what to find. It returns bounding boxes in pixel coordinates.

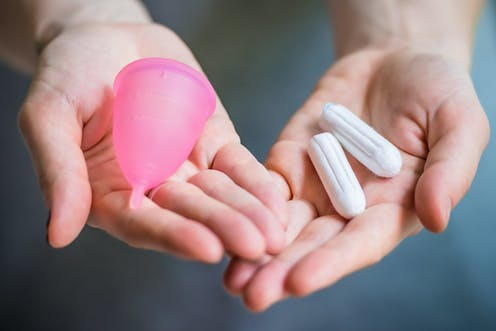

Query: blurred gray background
[1,1,495,330]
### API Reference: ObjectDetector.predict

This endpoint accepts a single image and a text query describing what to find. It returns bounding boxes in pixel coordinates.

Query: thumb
[18,81,91,247]
[415,89,490,232]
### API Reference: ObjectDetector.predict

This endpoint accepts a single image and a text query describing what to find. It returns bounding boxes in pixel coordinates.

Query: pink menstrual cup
[113,58,216,208]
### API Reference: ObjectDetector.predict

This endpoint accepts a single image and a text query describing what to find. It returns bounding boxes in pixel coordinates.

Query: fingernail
[147,185,161,200]
[46,210,51,246]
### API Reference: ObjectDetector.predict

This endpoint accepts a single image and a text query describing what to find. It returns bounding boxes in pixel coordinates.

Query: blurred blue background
[1,1,495,330]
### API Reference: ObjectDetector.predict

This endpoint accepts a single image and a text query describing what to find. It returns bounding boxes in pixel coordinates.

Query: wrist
[30,0,151,55]
[337,36,472,70]
[329,0,482,69]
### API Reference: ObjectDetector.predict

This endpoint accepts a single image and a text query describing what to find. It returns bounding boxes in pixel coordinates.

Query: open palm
[224,48,489,311]
[19,23,286,261]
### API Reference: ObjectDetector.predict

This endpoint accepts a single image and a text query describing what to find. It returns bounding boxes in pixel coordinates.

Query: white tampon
[319,102,402,177]
[308,132,366,219]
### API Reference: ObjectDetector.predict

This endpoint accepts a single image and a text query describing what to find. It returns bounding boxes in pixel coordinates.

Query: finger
[18,81,91,248]
[266,140,334,215]
[416,91,490,232]
[189,169,285,254]
[92,191,224,263]
[242,215,345,312]
[223,200,315,294]
[212,143,288,228]
[286,204,421,297]
[224,256,271,296]
[150,177,266,260]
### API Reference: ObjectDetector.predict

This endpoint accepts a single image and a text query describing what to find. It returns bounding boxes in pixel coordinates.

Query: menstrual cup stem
[130,185,146,209]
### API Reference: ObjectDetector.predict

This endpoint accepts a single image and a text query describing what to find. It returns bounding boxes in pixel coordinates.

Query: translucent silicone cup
[113,58,216,208]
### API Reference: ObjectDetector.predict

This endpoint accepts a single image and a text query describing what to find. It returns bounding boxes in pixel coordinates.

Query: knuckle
[408,222,424,237]
[36,172,52,198]
[119,225,147,251]
[17,83,77,140]
[17,106,30,135]
[223,162,246,179]
[149,182,173,203]
[213,143,252,170]
[189,169,229,193]
[156,231,178,253]
[207,207,232,225]
[190,169,220,182]
[147,23,182,42]
[364,240,385,266]
[17,102,43,138]
[156,181,178,196]
[481,113,491,147]
[126,238,145,250]
[289,273,314,297]
[368,251,384,266]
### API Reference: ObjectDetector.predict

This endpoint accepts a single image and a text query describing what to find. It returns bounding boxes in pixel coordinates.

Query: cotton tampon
[308,132,366,219]
[319,102,402,177]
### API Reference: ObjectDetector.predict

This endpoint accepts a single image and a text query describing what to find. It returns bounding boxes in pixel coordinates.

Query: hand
[18,23,287,261]
[224,47,490,311]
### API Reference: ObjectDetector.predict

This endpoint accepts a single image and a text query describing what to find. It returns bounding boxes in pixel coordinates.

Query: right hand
[19,23,287,262]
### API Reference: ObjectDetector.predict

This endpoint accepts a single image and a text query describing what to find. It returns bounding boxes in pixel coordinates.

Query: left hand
[223,46,490,311]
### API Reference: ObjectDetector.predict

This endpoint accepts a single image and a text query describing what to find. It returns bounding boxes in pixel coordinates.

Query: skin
[224,0,490,312]
[10,2,287,261]
[1,0,490,313]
